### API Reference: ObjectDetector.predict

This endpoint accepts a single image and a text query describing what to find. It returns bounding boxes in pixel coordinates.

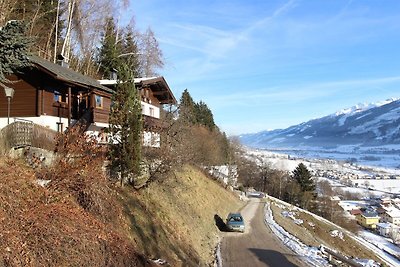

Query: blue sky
[126,0,400,135]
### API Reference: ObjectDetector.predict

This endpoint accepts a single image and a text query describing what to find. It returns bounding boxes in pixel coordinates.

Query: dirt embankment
[0,157,242,266]
[121,165,243,266]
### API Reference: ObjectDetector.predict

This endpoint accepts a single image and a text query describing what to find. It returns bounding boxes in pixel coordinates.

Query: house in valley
[380,206,400,226]
[356,210,380,229]
[376,222,399,238]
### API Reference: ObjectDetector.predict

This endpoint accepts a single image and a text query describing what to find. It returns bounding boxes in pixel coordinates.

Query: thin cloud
[207,75,400,108]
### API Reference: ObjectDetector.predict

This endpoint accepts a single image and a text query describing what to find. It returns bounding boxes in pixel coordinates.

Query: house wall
[141,101,160,119]
[0,76,37,118]
[42,90,70,117]
[361,216,379,229]
[92,92,112,124]
[140,87,161,108]
[377,226,391,237]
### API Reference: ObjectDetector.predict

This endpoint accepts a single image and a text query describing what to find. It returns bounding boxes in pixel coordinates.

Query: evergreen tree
[108,64,142,186]
[121,27,140,75]
[179,89,197,125]
[292,163,315,192]
[0,20,32,88]
[97,17,122,79]
[194,101,215,130]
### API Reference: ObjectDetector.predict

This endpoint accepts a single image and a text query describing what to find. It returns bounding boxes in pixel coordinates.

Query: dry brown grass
[0,126,243,266]
[0,126,157,267]
[270,201,383,264]
[0,158,155,267]
[120,165,243,266]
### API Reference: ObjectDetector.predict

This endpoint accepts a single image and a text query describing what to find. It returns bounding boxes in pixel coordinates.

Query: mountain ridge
[240,97,400,149]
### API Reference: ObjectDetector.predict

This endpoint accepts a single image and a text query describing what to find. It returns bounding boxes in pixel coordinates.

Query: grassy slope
[120,165,243,266]
[269,198,384,264]
[0,156,242,266]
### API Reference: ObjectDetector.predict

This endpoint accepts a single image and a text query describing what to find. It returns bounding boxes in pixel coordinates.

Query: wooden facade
[0,56,113,130]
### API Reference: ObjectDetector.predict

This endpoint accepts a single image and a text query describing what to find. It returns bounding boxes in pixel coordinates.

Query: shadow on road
[249,248,300,267]
[214,214,229,232]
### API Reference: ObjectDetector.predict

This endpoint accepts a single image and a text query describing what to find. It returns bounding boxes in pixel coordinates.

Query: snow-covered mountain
[240,98,400,149]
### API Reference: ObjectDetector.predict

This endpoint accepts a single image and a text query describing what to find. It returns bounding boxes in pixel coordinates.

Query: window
[54,91,61,102]
[149,107,154,117]
[54,91,68,103]
[95,95,103,108]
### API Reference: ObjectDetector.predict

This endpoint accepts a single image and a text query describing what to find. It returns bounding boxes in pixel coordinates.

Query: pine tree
[179,89,197,125]
[0,20,32,88]
[292,163,315,192]
[194,101,215,130]
[97,17,122,79]
[108,64,142,186]
[121,27,140,75]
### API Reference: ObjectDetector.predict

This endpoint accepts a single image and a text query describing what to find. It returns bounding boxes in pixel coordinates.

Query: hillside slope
[240,98,400,149]
[120,165,243,266]
[0,157,242,266]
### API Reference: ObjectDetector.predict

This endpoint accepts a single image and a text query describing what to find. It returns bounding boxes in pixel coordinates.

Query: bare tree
[0,0,18,26]
[138,27,164,77]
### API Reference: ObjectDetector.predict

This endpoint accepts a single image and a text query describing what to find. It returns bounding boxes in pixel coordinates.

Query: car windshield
[229,216,243,222]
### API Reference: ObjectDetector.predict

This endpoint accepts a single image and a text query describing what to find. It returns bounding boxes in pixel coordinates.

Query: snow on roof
[99,77,159,85]
[330,196,341,201]
[98,79,118,85]
[377,222,399,229]
[386,207,400,218]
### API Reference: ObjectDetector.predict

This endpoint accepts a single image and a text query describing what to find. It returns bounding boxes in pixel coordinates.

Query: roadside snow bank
[264,202,328,267]
[265,195,397,267]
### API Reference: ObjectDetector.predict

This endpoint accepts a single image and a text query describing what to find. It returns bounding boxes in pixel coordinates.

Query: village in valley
[244,148,400,257]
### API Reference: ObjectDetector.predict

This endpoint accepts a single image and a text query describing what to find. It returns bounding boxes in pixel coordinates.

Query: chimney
[56,54,69,68]
[111,68,118,80]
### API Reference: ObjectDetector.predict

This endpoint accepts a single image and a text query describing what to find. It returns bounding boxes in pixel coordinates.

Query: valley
[243,148,400,265]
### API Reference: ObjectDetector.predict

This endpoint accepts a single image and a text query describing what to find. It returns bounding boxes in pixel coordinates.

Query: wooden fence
[0,120,59,153]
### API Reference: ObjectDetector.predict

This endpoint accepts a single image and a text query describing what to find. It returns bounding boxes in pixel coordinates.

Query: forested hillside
[0,0,163,78]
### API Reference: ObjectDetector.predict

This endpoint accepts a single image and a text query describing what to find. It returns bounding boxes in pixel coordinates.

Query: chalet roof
[99,77,177,105]
[350,209,362,215]
[136,76,176,105]
[29,55,113,94]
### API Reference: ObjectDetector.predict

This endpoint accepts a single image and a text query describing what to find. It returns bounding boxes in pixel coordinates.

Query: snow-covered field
[245,148,400,195]
[265,146,400,169]
[359,230,400,260]
[243,148,400,266]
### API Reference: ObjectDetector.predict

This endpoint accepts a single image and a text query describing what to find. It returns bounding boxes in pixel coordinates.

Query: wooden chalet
[0,55,113,132]
[0,55,177,148]
[99,77,176,147]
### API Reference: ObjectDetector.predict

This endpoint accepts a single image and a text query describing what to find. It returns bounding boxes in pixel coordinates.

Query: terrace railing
[0,120,58,153]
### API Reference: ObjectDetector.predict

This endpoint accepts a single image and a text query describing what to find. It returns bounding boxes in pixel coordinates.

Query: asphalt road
[219,198,306,267]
